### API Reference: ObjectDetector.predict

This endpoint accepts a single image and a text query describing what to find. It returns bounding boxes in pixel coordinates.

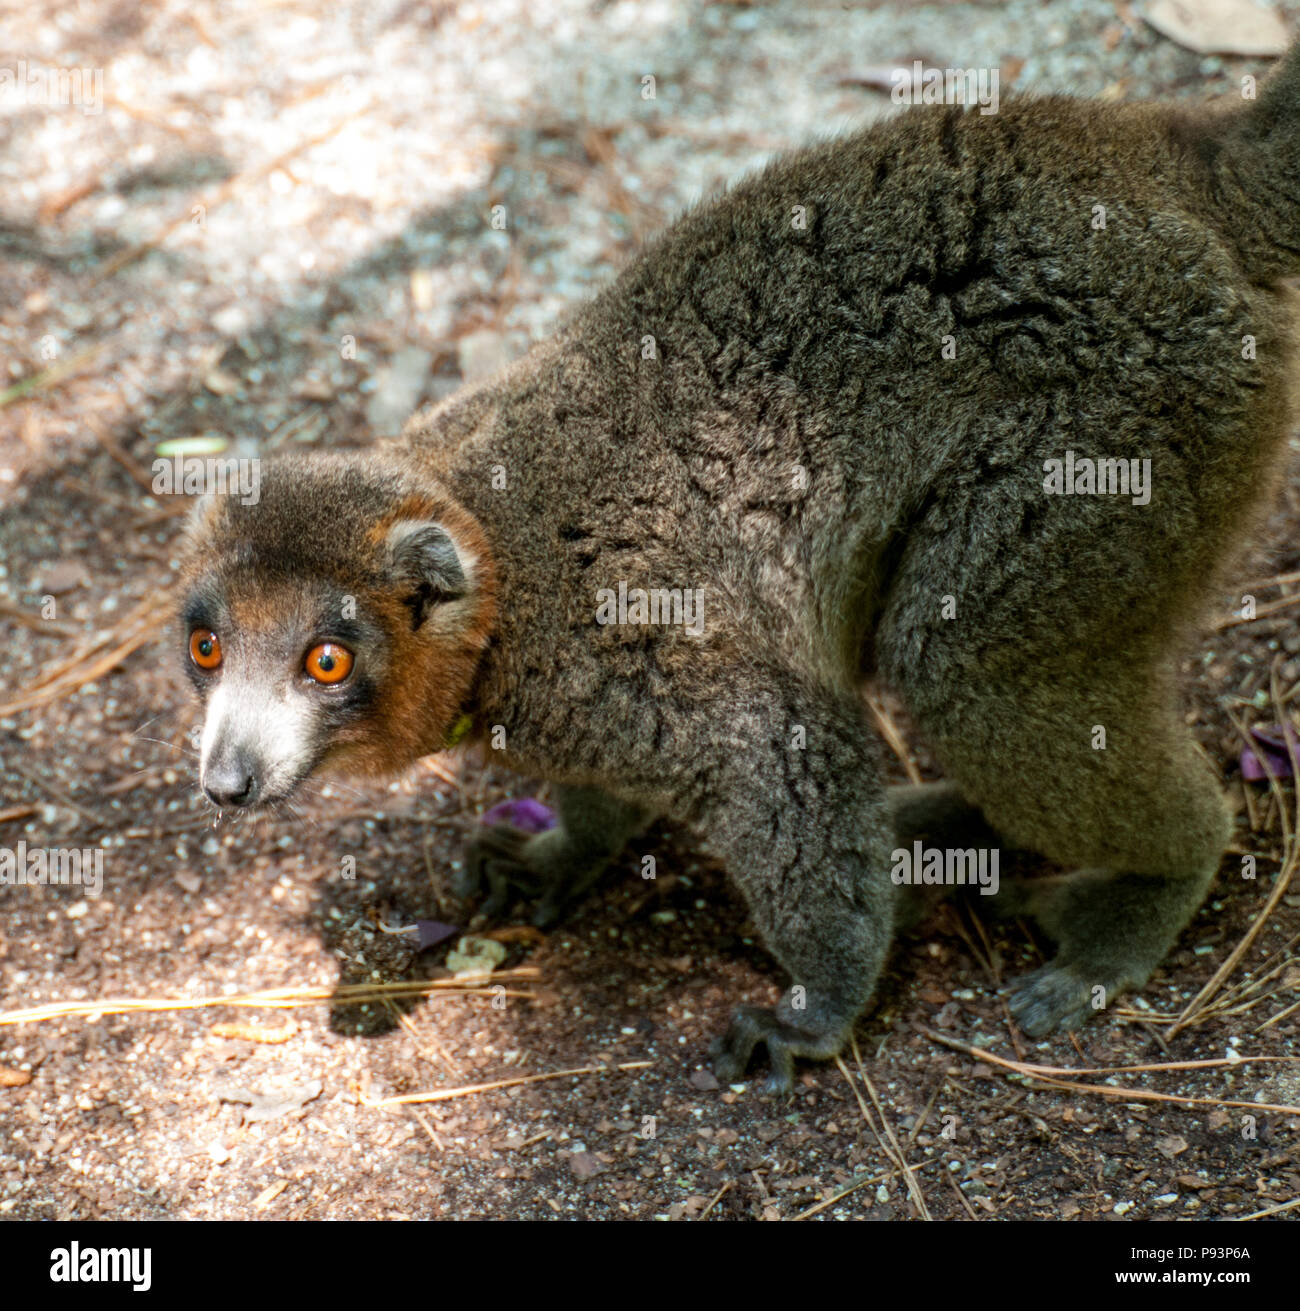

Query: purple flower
[1240,723,1296,781]
[414,920,459,950]
[480,797,558,834]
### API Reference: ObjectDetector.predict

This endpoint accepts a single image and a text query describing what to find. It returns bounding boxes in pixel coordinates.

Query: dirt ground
[2,0,1299,1222]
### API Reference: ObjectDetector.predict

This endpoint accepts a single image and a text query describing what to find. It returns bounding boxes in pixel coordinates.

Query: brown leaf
[483,925,546,946]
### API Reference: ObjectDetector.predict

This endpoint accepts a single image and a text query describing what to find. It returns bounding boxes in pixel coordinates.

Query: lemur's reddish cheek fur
[337,495,497,775]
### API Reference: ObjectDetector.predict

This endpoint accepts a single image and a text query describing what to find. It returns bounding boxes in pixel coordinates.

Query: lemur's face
[178,455,494,811]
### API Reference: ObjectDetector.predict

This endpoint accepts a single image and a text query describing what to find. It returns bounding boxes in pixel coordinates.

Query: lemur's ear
[386,521,471,629]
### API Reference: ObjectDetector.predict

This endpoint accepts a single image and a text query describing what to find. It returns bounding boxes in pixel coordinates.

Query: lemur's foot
[709,1000,848,1096]
[1007,961,1112,1037]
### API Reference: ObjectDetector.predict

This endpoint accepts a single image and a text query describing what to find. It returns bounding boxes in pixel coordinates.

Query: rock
[32,560,90,595]
[213,305,251,336]
[1141,0,1290,57]
[457,330,519,383]
[365,346,434,433]
[568,1151,602,1180]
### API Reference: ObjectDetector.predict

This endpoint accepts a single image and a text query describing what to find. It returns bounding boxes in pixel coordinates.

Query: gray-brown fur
[182,43,1300,1092]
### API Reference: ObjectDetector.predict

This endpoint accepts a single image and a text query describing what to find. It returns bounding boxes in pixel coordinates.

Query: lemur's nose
[203,752,259,808]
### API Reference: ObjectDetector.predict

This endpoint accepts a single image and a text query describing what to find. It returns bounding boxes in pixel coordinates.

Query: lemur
[180,41,1300,1092]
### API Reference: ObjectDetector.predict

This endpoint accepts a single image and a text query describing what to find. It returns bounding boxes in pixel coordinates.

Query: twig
[1216,592,1300,629]
[839,1039,932,1221]
[923,1029,1299,1078]
[363,1060,653,1106]
[0,597,172,717]
[10,762,107,828]
[904,1079,947,1151]
[84,412,158,496]
[0,970,541,1027]
[1232,1196,1300,1221]
[865,690,922,784]
[23,593,165,692]
[0,600,77,637]
[923,1029,1300,1117]
[0,343,108,409]
[943,1160,980,1220]
[791,1158,944,1221]
[408,1106,445,1152]
[1236,569,1300,592]
[697,1180,732,1220]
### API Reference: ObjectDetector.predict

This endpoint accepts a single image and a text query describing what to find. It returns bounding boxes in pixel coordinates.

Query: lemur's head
[178,451,496,811]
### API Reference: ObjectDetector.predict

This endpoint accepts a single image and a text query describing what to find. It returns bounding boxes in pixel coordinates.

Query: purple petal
[1241,745,1294,781]
[1250,723,1293,752]
[480,798,557,834]
[415,920,459,950]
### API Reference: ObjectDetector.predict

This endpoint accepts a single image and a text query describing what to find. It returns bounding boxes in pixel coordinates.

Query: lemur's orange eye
[305,642,353,685]
[189,629,222,670]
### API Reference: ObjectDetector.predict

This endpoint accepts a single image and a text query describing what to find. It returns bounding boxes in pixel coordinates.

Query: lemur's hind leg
[880,458,1231,1037]
[897,679,1227,1036]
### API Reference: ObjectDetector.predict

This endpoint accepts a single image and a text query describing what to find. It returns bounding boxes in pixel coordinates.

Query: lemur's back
[409,85,1299,685]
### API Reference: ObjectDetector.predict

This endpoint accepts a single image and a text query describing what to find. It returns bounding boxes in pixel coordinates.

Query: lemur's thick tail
[1200,37,1300,281]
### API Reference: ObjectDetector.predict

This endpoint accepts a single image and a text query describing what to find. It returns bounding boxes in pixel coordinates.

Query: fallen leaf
[211,1020,297,1045]
[1175,1173,1211,1190]
[1241,722,1296,780]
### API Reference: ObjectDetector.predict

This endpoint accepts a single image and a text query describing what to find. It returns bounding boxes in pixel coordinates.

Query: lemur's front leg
[456,785,649,928]
[683,675,895,1094]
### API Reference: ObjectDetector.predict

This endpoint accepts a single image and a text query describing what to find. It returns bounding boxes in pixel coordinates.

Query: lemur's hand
[456,823,605,929]
[455,823,545,922]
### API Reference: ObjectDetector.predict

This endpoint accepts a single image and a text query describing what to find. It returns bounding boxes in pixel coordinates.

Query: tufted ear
[386,521,471,628]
